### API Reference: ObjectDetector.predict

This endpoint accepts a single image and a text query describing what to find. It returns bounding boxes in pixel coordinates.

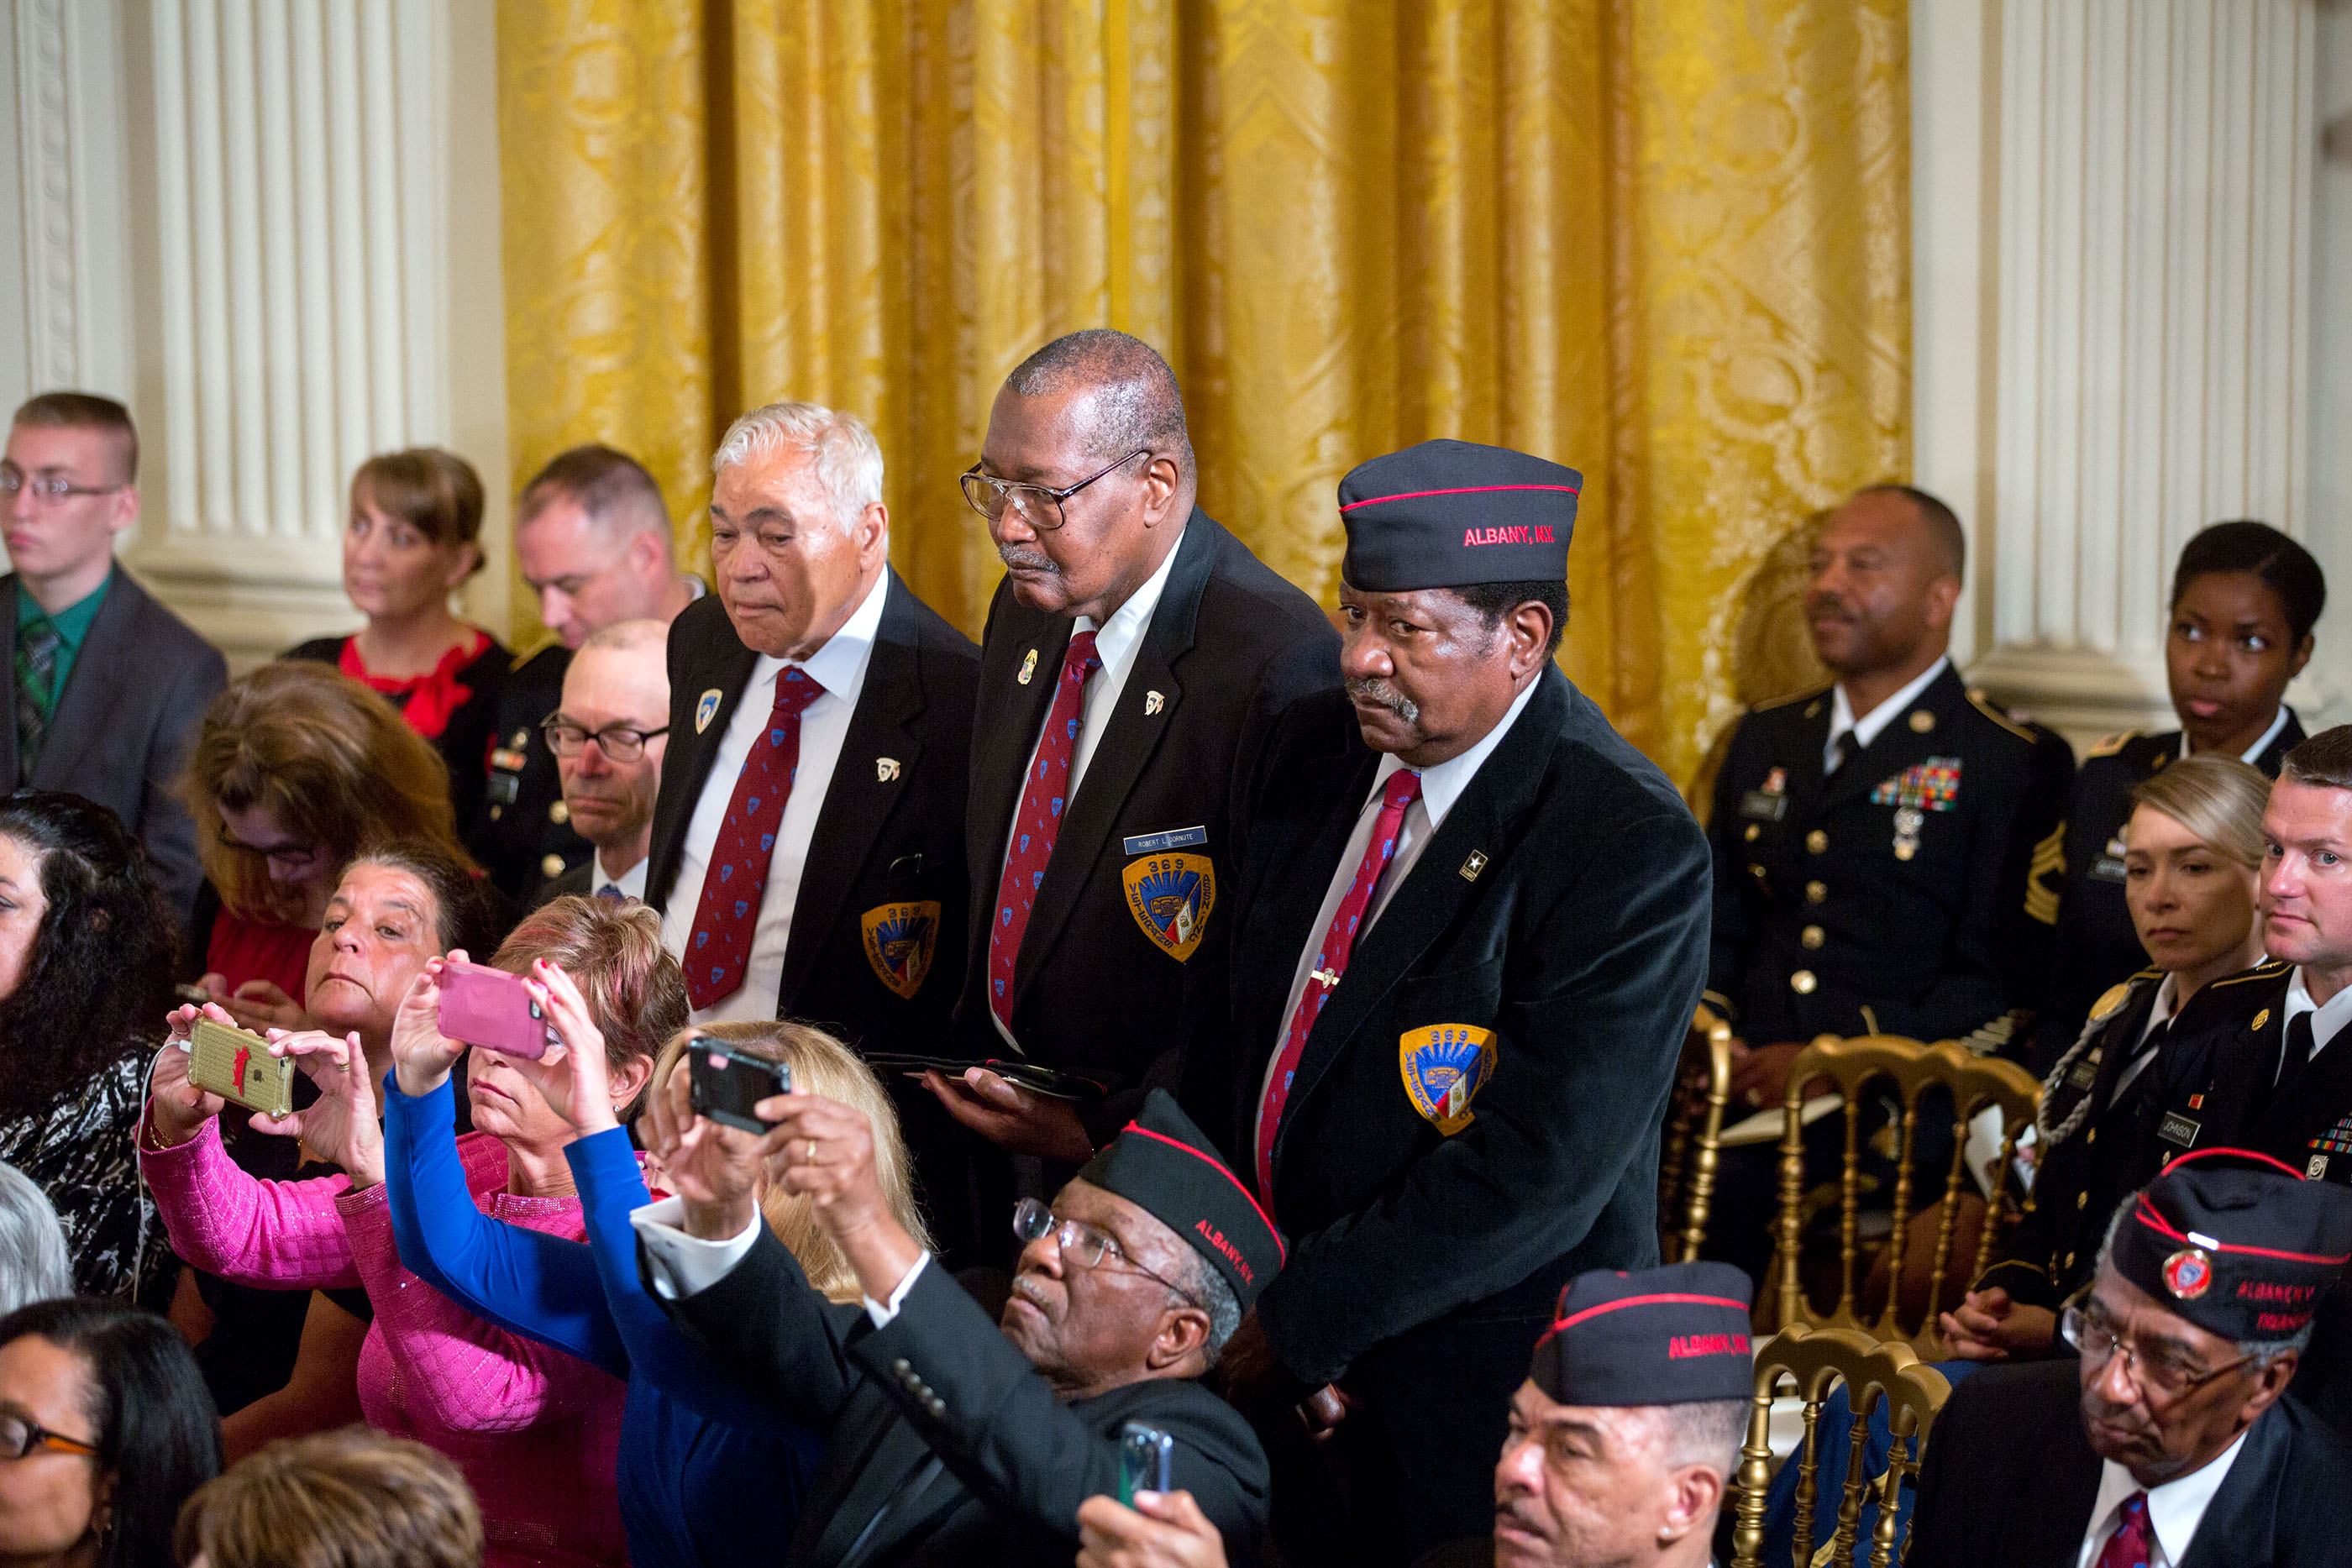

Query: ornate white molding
[16,0,81,390]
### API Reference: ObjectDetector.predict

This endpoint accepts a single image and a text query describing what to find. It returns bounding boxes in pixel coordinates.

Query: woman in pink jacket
[141,866,687,1568]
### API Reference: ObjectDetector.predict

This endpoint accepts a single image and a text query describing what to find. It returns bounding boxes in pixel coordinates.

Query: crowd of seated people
[0,350,2346,1568]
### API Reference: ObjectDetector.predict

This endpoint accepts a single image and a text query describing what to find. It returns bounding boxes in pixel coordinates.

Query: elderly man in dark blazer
[925,330,1337,1257]
[1193,439,1712,1567]
[1908,1151,2352,1568]
[2,392,224,918]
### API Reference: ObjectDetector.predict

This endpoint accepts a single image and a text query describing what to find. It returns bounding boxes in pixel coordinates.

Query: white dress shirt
[594,851,648,901]
[1253,678,1541,1149]
[2075,1429,2246,1568]
[2178,703,2293,763]
[631,1195,929,1325]
[659,571,891,1023]
[1824,654,1950,773]
[990,531,1186,1048]
[2281,968,2352,1079]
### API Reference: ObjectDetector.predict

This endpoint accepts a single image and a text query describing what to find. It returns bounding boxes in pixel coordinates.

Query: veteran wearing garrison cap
[1908,1150,2352,1568]
[1188,439,1711,1566]
[638,1086,1278,1568]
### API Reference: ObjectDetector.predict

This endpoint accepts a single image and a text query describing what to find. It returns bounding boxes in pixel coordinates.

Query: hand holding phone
[436,960,556,1058]
[1117,1422,1174,1504]
[187,1018,297,1119]
[688,1040,791,1134]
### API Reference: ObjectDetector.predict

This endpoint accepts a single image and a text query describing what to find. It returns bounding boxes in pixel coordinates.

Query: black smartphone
[1117,1421,1173,1503]
[689,1039,791,1134]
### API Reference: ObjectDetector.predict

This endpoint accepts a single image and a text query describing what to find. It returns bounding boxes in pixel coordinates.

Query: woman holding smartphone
[377,966,932,1567]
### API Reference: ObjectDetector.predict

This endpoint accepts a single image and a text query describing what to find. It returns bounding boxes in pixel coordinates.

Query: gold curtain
[497,0,1908,788]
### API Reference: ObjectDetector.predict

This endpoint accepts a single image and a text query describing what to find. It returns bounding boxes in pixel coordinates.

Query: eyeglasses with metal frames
[1010,1197,1204,1308]
[2060,1300,2260,1403]
[958,450,1148,532]
[0,469,124,505]
[541,717,671,762]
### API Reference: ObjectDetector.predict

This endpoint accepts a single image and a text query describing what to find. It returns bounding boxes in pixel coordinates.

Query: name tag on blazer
[2158,1111,2201,1150]
[1123,825,1207,856]
[1740,791,1788,822]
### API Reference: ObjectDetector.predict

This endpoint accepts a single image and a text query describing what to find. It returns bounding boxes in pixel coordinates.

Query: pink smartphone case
[436,961,552,1058]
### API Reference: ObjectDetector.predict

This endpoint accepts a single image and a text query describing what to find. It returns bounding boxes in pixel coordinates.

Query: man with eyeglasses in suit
[528,617,671,908]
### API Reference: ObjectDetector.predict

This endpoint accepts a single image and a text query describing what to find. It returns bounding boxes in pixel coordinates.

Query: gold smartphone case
[187,1019,295,1120]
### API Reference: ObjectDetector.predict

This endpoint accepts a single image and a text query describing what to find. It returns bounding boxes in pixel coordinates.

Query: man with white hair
[528,617,672,907]
[643,401,979,1178]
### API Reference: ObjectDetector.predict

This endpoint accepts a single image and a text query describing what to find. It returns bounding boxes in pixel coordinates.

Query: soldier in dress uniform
[2040,522,2323,1061]
[1908,1150,2352,1568]
[1941,756,2271,1362]
[1699,485,2075,1281]
[1200,439,1712,1566]
[470,445,701,899]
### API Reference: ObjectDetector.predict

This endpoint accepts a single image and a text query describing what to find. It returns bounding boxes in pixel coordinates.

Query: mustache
[999,544,1061,574]
[1346,677,1420,724]
[1805,590,1856,622]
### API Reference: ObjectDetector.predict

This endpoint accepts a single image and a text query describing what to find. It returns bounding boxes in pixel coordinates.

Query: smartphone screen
[1117,1421,1173,1503]
[689,1041,791,1134]
[437,960,554,1058]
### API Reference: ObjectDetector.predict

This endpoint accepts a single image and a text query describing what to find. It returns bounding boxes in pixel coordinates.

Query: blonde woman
[1945,753,2273,1361]
[381,1004,931,1567]
[174,1428,483,1568]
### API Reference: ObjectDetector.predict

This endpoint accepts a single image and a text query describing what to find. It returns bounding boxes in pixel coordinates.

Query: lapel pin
[1144,690,1165,716]
[1909,710,1935,733]
[1017,648,1039,685]
[875,757,900,783]
[2252,1009,2271,1031]
[695,689,723,733]
[1459,851,1488,882]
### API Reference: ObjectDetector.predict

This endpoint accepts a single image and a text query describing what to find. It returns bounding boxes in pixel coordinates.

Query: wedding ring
[806,1139,820,1165]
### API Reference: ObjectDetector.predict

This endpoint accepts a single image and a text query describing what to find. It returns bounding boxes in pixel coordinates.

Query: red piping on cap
[1339,483,1582,512]
[2155,1146,2306,1183]
[1119,1124,1288,1264]
[1533,1292,1749,1348]
[2130,1193,2352,1266]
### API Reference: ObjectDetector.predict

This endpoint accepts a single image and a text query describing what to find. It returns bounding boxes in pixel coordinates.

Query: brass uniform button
[1806,881,1828,904]
[1749,864,1767,880]
[549,800,570,825]
[542,853,566,879]
[511,730,531,747]
[1744,823,1761,842]
[1790,969,1818,995]
[2076,1191,2088,1209]
[1807,830,1828,854]
[2086,1127,2097,1144]
[1801,926,1824,950]
[2064,1251,2076,1269]
[1908,710,1935,733]
[489,805,503,821]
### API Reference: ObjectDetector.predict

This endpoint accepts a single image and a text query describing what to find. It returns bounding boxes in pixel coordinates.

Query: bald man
[928,330,1339,1266]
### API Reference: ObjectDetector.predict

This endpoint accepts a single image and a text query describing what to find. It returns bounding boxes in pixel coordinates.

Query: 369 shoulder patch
[860,901,941,999]
[1399,1024,1497,1135]
[1122,854,1215,962]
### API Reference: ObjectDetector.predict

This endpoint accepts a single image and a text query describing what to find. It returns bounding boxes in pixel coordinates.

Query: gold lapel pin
[1460,851,1488,882]
[1017,648,1039,685]
[1144,690,1165,716]
[876,757,900,783]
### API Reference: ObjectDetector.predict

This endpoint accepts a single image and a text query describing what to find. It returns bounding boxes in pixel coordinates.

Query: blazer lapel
[1010,513,1215,1006]
[970,600,1068,905]
[801,1398,936,1567]
[780,574,929,1015]
[2025,1438,2106,1567]
[645,616,759,910]
[1278,671,1565,1136]
[30,569,140,787]
[2179,1405,2288,1568]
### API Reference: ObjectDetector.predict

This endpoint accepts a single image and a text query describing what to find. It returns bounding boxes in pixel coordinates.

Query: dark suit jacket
[1704,663,2074,1054]
[648,1228,1269,1568]
[1197,668,1711,1388]
[464,642,591,899]
[955,511,1340,1138]
[0,569,226,920]
[1907,1357,2352,1568]
[2041,716,2304,1062]
[644,574,977,1051]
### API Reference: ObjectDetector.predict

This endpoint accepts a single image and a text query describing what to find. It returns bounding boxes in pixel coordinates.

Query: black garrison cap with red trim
[2112,1148,2352,1343]
[1527,1261,1755,1407]
[1337,438,1581,592]
[1077,1089,1285,1308]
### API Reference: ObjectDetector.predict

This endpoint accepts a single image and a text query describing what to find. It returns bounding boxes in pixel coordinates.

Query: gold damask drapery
[496,0,1908,787]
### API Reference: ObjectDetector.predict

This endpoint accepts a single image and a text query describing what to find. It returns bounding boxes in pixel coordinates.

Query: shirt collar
[2087,1427,2248,1568]
[596,852,648,901]
[1829,653,1950,753]
[2283,968,2352,1061]
[2140,973,2183,1046]
[766,568,891,697]
[1369,675,1542,832]
[16,570,112,650]
[2179,705,2294,764]
[1074,525,1186,674]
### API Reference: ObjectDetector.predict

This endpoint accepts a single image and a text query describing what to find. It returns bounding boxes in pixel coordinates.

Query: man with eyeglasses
[475,443,704,899]
[525,617,670,907]
[631,1083,1280,1568]
[932,330,1337,1230]
[1907,1148,2352,1568]
[0,392,224,917]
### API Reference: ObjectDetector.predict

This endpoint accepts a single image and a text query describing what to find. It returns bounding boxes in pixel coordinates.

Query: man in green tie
[2,393,226,916]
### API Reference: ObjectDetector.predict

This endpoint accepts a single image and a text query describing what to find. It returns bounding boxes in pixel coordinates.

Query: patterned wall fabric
[495,0,1909,789]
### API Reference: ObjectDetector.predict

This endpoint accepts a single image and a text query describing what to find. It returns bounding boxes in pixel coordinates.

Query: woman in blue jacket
[379,948,935,1568]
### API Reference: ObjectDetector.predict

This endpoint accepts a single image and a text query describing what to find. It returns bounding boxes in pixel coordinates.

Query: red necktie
[685,667,824,1009]
[1255,768,1422,1200]
[989,631,1101,1032]
[2095,1491,2150,1568]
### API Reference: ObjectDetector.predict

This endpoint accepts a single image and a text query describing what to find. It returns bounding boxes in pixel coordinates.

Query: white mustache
[1347,677,1420,724]
[999,545,1061,574]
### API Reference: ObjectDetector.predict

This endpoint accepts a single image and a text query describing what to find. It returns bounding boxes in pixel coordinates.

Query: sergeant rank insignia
[1121,853,1215,961]
[1398,1023,1497,1135]
[859,901,941,999]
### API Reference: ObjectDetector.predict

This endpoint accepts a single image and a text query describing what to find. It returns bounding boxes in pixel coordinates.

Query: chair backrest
[1660,1004,1736,1261]
[1769,1035,2040,1354]
[1730,1324,1952,1568]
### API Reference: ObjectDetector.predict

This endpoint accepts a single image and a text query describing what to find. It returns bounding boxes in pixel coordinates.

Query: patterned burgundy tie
[684,667,824,1009]
[989,631,1101,1032]
[1254,768,1422,1200]
[2094,1491,2150,1568]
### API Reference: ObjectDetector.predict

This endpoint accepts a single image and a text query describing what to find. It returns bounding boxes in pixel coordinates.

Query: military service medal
[1398,1023,1497,1135]
[1122,853,1215,962]
[1871,757,1961,860]
[859,901,941,999]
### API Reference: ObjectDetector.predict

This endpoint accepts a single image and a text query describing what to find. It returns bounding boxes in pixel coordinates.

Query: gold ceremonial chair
[1767,1035,2040,1356]
[1730,1324,1951,1568]
[1659,1004,1735,1261]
